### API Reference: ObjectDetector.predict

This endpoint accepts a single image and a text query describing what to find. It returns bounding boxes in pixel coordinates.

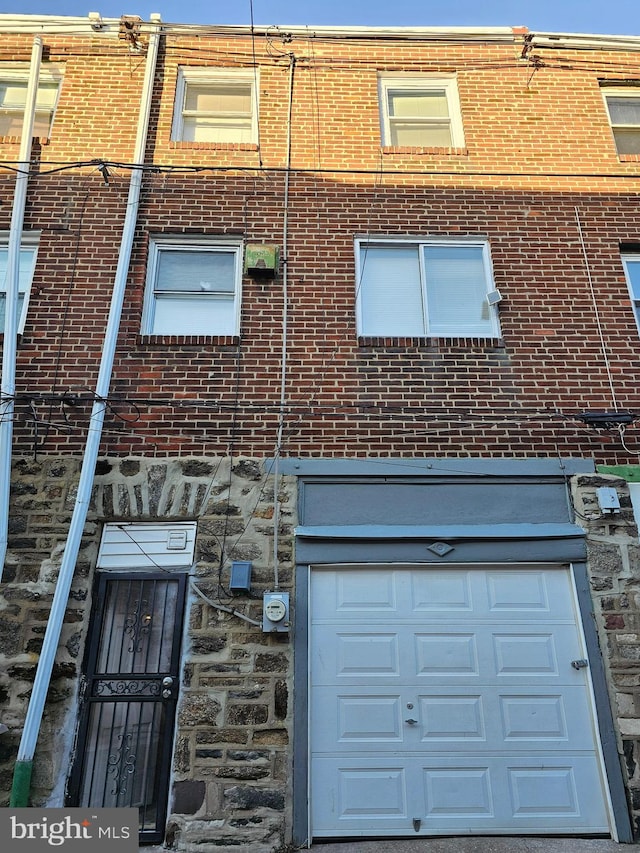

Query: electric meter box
[262,591,290,633]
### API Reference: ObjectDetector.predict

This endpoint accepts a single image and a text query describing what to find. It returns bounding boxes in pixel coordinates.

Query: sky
[0,0,638,38]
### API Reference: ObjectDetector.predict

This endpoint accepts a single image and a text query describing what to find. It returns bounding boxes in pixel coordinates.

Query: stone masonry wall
[572,473,640,837]
[0,455,295,853]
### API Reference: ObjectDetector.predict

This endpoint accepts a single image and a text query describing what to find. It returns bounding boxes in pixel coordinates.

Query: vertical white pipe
[12,18,162,782]
[0,36,42,580]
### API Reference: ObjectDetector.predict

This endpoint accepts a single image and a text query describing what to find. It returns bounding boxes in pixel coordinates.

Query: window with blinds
[172,68,258,144]
[0,66,61,139]
[356,238,501,338]
[0,232,39,335]
[622,251,640,334]
[378,76,465,148]
[141,238,243,336]
[603,88,640,156]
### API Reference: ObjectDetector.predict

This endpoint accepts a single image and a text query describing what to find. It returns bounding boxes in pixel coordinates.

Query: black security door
[67,572,186,844]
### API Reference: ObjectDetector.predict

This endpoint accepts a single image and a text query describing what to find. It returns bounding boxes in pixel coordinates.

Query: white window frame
[171,67,259,144]
[0,64,62,139]
[602,87,640,156]
[378,75,465,148]
[141,236,243,337]
[0,231,39,335]
[621,252,640,334]
[355,236,501,338]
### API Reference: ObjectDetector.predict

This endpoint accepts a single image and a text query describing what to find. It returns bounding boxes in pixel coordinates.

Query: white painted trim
[141,235,244,336]
[97,521,197,570]
[378,74,465,148]
[171,66,259,144]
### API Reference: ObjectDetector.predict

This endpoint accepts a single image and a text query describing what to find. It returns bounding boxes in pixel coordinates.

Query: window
[0,67,61,138]
[622,252,640,332]
[356,238,500,338]
[603,88,640,155]
[172,68,258,143]
[141,238,243,336]
[379,76,464,148]
[0,233,39,334]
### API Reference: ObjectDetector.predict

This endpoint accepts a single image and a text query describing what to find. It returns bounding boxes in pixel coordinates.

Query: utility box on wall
[244,243,280,276]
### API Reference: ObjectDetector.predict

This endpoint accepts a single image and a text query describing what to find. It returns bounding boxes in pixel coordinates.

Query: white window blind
[379,76,464,148]
[424,245,493,335]
[0,240,38,333]
[357,239,500,338]
[172,69,257,144]
[359,245,424,336]
[386,89,452,147]
[0,78,59,137]
[622,254,640,333]
[603,90,640,156]
[142,241,242,336]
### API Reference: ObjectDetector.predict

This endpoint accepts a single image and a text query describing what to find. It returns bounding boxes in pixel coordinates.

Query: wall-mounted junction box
[244,243,280,276]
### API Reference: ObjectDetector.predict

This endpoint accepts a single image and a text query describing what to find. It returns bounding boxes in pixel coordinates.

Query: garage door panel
[312,624,583,686]
[312,688,404,750]
[310,566,610,837]
[312,756,609,836]
[419,694,486,741]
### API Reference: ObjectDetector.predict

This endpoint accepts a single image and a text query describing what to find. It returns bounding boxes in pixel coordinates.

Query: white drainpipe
[10,16,162,806]
[0,36,42,581]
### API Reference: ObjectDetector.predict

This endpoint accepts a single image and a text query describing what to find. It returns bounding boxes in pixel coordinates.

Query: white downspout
[10,16,162,806]
[0,36,42,580]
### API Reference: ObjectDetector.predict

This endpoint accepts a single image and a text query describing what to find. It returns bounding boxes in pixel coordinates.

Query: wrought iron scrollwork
[123,595,153,654]
[93,679,161,697]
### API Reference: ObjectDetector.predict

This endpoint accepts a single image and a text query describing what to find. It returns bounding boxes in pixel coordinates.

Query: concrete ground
[143,838,629,852]
[310,838,626,853]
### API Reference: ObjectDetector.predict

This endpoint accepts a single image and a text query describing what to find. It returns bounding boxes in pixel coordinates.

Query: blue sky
[1,1,638,37]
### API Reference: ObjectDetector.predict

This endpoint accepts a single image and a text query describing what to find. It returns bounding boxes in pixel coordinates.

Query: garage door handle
[571,659,589,670]
[405,718,418,725]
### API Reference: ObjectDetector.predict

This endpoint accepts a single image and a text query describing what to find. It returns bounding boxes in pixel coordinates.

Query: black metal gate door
[67,572,187,844]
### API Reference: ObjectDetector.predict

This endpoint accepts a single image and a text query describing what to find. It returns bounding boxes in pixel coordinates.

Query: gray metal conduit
[0,35,42,580]
[10,16,163,807]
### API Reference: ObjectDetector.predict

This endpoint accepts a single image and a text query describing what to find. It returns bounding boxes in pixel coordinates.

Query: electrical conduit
[10,17,162,807]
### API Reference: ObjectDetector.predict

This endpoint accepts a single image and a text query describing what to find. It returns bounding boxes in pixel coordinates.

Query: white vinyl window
[603,88,640,156]
[142,238,243,336]
[0,67,61,138]
[622,253,640,333]
[379,76,465,147]
[356,238,501,338]
[172,68,258,143]
[0,233,39,334]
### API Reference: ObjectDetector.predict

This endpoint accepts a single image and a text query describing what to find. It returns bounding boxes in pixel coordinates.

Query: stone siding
[0,455,294,852]
[572,473,640,836]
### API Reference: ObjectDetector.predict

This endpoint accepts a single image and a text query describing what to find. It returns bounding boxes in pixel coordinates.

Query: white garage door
[310,565,611,837]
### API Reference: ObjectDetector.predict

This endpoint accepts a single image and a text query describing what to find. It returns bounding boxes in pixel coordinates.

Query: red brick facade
[2,16,640,850]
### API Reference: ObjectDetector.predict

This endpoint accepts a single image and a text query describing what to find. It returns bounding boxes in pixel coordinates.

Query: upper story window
[0,67,61,138]
[171,68,258,144]
[602,87,640,156]
[622,251,640,332]
[355,238,501,338]
[141,237,243,337]
[378,75,465,148]
[0,232,39,334]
